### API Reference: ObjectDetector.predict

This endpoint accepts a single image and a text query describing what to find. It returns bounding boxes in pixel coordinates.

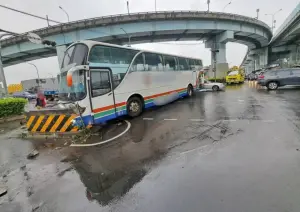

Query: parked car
[13,91,36,99]
[202,80,225,91]
[257,68,300,90]
[248,73,257,81]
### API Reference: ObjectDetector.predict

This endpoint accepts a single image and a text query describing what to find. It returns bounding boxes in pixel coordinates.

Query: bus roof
[73,40,203,61]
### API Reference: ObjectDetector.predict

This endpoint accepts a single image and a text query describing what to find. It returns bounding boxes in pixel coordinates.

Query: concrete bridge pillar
[205,31,234,79]
[249,47,268,70]
[288,45,298,66]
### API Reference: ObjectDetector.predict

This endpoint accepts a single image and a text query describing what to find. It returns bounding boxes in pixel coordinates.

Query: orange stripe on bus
[144,87,186,100]
[92,87,186,113]
[92,102,126,113]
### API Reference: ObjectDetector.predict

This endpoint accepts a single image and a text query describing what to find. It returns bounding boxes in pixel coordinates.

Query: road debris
[0,184,8,197]
[27,150,39,159]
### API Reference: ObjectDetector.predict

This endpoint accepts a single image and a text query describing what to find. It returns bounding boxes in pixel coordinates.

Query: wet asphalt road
[2,83,300,211]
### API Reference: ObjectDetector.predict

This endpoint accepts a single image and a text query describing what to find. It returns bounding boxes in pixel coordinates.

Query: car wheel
[187,85,194,97]
[127,96,143,117]
[267,82,278,90]
[212,85,219,91]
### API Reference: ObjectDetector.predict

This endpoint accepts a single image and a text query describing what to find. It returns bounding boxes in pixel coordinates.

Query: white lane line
[143,118,154,120]
[262,120,275,123]
[238,99,245,102]
[164,118,178,121]
[190,119,205,122]
[71,120,131,147]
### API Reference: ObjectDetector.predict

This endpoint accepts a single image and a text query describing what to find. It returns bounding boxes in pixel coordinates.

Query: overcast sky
[0,0,299,84]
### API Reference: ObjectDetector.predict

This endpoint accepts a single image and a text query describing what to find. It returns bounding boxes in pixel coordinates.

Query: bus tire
[127,96,143,117]
[187,85,194,97]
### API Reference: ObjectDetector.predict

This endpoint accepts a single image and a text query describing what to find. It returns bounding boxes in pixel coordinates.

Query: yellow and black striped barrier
[26,114,78,133]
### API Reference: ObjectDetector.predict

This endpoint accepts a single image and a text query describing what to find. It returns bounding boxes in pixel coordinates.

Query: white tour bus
[59,41,202,126]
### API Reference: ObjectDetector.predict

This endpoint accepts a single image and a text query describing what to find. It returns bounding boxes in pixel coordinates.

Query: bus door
[89,68,116,124]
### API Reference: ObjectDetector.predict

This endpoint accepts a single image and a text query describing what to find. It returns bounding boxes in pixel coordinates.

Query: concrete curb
[23,130,81,139]
[0,115,25,124]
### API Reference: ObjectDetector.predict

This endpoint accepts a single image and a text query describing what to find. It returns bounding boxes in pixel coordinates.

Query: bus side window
[144,53,163,71]
[178,58,189,71]
[189,59,196,70]
[90,71,111,97]
[131,53,145,72]
[163,55,177,71]
[195,60,202,70]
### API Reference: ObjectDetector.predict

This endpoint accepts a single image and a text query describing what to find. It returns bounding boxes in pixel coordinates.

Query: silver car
[202,80,225,91]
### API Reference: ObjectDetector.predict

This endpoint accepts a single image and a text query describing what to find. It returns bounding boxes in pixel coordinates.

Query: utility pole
[155,0,157,12]
[207,0,210,12]
[46,15,50,26]
[127,1,130,15]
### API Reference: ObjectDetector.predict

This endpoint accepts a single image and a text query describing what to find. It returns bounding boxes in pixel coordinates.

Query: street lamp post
[256,9,260,19]
[59,6,70,22]
[265,9,282,33]
[207,0,210,12]
[223,1,232,12]
[155,0,157,12]
[120,28,131,47]
[27,63,40,88]
[0,29,56,96]
[127,1,130,15]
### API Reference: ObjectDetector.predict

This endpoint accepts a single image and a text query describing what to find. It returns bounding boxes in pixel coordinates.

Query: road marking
[143,118,154,120]
[190,119,205,122]
[71,120,131,147]
[238,99,245,102]
[164,118,178,121]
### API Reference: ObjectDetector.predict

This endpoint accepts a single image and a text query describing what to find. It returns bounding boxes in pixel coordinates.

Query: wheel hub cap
[130,102,139,112]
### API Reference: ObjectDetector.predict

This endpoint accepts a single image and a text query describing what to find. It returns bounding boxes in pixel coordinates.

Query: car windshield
[58,70,86,101]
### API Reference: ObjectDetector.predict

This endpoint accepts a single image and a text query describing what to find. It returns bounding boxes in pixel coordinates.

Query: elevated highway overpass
[242,3,300,72]
[1,11,272,78]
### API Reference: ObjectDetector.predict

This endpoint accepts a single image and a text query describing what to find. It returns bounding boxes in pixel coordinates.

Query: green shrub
[208,78,226,83]
[0,98,27,118]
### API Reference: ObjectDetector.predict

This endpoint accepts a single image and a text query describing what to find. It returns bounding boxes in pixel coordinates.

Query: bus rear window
[62,44,88,68]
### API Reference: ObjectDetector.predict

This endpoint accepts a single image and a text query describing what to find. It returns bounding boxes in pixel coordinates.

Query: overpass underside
[1,11,272,80]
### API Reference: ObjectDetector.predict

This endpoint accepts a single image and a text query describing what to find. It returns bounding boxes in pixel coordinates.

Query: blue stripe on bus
[145,102,155,109]
[93,113,118,124]
[179,91,188,98]
[74,90,188,127]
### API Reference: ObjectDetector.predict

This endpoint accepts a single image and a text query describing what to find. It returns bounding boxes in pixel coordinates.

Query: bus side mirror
[67,72,73,87]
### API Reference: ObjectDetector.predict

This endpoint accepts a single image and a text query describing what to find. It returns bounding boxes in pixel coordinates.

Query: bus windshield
[58,69,86,101]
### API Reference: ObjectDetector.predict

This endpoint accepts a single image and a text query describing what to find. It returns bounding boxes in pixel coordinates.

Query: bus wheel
[127,96,143,117]
[187,85,194,97]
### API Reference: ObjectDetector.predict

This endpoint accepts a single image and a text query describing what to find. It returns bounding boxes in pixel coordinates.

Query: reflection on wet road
[2,84,300,211]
